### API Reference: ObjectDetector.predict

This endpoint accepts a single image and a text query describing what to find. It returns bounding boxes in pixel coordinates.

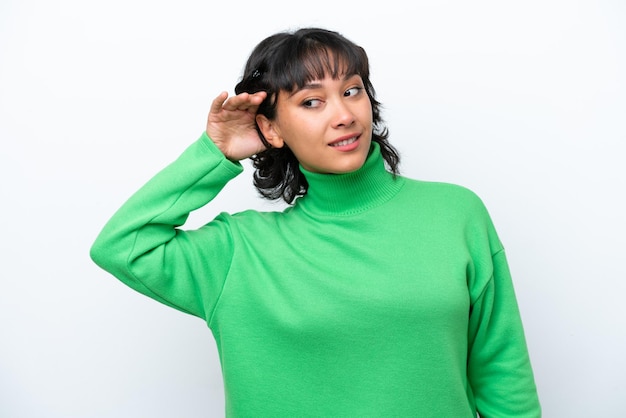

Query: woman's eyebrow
[288,74,359,98]
[287,82,324,98]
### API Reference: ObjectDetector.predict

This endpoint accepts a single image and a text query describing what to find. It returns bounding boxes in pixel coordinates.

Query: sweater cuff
[198,131,244,176]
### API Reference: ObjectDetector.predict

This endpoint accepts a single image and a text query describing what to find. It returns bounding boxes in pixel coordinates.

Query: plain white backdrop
[1,0,624,416]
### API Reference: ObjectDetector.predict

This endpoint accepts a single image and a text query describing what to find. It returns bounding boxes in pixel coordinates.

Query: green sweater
[91,133,540,417]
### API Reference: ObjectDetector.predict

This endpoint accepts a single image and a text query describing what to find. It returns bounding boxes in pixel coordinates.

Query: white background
[1,0,624,416]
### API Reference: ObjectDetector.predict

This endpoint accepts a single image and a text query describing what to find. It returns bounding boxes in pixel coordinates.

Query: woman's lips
[329,135,360,151]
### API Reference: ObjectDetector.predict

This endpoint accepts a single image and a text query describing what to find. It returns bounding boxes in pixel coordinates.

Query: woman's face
[258,73,373,174]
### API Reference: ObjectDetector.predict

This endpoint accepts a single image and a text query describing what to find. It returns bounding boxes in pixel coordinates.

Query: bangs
[235,27,380,123]
[272,40,369,92]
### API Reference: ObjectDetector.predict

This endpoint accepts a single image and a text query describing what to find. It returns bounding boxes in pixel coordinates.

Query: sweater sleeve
[467,247,541,417]
[89,132,243,320]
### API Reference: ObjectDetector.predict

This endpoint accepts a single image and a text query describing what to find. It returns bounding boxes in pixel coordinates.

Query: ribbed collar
[294,142,405,216]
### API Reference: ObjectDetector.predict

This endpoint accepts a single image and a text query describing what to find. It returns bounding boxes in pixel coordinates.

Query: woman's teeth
[331,137,357,147]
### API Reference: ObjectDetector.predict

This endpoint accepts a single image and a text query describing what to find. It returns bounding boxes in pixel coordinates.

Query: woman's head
[235,27,400,203]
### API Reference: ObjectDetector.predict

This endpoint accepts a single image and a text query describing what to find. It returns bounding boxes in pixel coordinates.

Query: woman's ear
[256,114,284,148]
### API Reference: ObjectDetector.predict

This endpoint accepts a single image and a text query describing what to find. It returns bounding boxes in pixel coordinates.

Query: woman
[91,27,541,417]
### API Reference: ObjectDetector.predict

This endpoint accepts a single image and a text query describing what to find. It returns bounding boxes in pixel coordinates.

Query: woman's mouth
[330,136,358,147]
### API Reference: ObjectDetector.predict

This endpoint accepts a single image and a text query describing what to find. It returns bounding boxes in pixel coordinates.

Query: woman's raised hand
[206,91,268,161]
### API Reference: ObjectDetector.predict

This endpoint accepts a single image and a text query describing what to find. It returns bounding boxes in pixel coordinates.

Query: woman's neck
[295,142,404,216]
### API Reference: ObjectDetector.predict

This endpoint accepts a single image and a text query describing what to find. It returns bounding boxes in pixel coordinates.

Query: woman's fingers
[219,91,267,112]
[209,91,229,114]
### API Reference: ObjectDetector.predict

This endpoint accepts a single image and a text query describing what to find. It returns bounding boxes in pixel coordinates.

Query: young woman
[91,27,541,417]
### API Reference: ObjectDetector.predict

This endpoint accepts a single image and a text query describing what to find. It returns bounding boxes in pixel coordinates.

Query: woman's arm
[90,134,243,319]
[468,248,541,417]
[90,91,268,319]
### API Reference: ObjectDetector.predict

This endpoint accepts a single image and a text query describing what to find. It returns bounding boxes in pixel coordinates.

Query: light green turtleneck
[91,132,540,417]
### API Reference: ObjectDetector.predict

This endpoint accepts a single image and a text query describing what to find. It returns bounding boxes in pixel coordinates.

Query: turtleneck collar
[293,142,405,216]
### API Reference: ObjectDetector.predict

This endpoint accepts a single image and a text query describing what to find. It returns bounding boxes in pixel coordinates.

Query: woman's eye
[303,99,322,108]
[344,87,363,97]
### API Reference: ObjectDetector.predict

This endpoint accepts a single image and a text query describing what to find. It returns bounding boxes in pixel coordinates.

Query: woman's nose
[331,100,355,128]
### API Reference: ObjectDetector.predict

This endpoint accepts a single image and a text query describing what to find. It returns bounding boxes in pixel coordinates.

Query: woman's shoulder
[399,177,499,242]
[214,205,292,231]
[394,177,494,225]
[403,177,485,206]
